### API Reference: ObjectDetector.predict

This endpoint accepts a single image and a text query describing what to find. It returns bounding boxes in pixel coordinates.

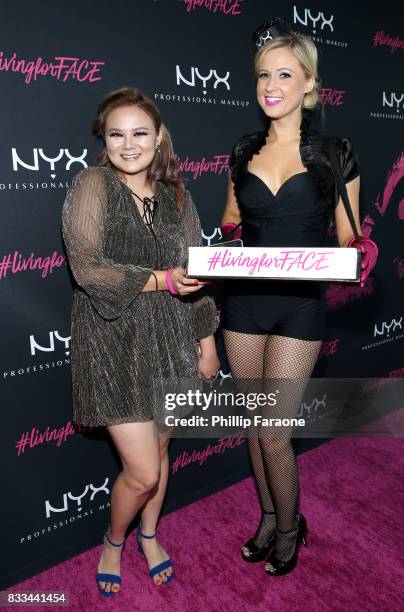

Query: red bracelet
[165,268,178,295]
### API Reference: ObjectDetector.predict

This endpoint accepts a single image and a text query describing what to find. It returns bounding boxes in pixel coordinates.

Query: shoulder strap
[326,138,360,239]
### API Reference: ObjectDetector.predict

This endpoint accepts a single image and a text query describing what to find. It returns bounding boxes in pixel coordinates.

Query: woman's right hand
[169,267,209,296]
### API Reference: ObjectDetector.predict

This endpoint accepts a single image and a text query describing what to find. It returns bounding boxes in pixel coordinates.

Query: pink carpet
[7,435,404,612]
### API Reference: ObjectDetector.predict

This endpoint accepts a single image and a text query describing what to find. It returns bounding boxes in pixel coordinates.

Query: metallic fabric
[62,166,218,427]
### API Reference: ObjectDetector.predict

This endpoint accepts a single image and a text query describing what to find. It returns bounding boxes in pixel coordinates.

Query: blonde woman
[220,18,377,576]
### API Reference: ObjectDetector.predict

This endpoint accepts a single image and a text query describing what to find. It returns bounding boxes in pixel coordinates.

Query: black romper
[221,127,360,341]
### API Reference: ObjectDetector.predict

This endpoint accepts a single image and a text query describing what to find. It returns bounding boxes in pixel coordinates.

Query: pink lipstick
[265,97,283,106]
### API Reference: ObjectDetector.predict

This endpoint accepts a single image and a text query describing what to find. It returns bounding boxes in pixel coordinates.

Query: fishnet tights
[223,330,321,562]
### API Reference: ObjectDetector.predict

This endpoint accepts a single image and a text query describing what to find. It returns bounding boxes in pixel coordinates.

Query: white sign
[187,246,360,282]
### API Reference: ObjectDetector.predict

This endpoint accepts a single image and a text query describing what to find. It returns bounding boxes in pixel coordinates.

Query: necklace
[129,189,159,229]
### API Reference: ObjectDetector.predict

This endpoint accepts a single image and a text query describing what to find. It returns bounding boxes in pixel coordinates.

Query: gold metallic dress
[62,166,218,427]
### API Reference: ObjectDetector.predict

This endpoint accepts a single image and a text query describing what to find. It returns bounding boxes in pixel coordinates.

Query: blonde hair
[92,87,182,187]
[255,33,320,110]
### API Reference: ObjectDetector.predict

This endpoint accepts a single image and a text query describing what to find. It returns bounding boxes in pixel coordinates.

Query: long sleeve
[62,167,152,320]
[181,187,219,340]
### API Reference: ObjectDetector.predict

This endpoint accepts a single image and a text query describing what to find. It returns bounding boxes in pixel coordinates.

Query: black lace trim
[299,110,336,217]
[229,110,338,218]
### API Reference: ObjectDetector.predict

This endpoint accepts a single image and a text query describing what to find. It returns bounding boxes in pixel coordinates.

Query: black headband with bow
[253,17,294,50]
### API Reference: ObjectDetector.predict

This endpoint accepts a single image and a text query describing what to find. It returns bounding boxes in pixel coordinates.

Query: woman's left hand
[197,350,221,381]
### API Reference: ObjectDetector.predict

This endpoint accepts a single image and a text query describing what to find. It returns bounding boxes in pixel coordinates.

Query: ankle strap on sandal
[139,531,156,539]
[277,525,298,534]
[105,532,125,547]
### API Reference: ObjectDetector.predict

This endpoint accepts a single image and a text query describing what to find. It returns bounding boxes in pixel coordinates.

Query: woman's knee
[122,468,160,495]
[259,435,292,456]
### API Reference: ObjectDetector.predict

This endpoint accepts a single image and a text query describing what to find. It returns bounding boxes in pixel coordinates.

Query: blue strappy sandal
[136,526,173,585]
[96,529,125,598]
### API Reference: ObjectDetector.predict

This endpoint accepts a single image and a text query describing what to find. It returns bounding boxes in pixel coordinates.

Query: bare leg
[97,420,161,594]
[139,434,173,584]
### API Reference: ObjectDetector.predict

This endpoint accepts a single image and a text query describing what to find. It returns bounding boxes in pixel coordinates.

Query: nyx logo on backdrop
[0,147,88,192]
[374,317,403,338]
[45,478,110,518]
[20,478,111,544]
[2,330,71,381]
[179,0,244,15]
[154,64,250,108]
[370,92,404,121]
[362,315,404,351]
[292,5,348,48]
[30,330,71,357]
[296,394,332,423]
[202,226,225,245]
[176,65,230,94]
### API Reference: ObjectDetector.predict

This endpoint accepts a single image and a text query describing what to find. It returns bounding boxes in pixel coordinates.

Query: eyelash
[109,131,148,137]
[258,72,291,79]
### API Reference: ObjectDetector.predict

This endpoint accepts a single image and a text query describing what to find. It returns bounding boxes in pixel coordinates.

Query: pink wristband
[165,268,178,295]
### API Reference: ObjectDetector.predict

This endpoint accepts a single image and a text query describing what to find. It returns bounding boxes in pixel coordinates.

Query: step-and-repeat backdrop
[1,0,403,588]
